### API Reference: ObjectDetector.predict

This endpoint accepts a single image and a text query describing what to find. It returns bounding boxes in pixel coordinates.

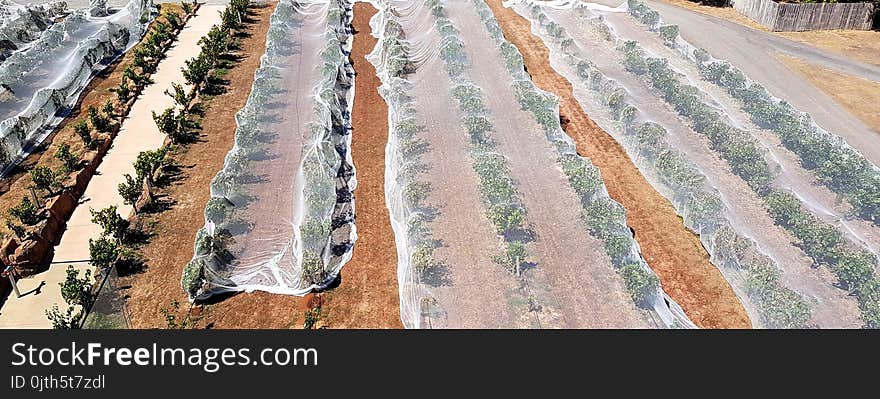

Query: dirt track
[485,0,750,328]
[320,2,403,328]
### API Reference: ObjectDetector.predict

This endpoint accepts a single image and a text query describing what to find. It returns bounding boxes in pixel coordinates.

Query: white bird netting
[369,0,693,328]
[182,0,357,300]
[0,0,152,176]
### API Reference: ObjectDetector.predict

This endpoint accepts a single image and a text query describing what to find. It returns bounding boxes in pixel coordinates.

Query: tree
[88,105,111,133]
[54,143,78,173]
[102,99,116,119]
[90,206,129,242]
[30,165,60,197]
[59,266,93,307]
[45,305,81,329]
[118,173,143,212]
[72,119,94,149]
[89,236,120,269]
[165,10,183,31]
[8,196,41,225]
[159,299,198,329]
[113,76,132,105]
[152,108,181,143]
[134,148,167,184]
[165,82,190,108]
[183,54,211,91]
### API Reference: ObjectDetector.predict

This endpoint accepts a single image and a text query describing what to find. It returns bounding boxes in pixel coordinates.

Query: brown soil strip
[320,2,403,328]
[778,53,880,134]
[118,4,295,329]
[485,0,750,328]
[0,4,185,238]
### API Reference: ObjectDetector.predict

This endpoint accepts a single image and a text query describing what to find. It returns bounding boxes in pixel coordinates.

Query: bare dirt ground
[319,2,403,329]
[777,54,880,135]
[658,0,880,67]
[0,4,185,238]
[118,4,296,329]
[486,0,750,328]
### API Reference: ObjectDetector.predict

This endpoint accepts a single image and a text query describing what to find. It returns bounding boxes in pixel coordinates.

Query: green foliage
[411,244,435,275]
[102,99,115,119]
[88,105,111,133]
[8,196,41,226]
[303,307,321,329]
[46,305,81,329]
[54,143,78,173]
[160,299,198,329]
[117,173,142,210]
[493,241,527,273]
[165,82,190,108]
[134,148,167,183]
[301,250,325,286]
[620,264,659,305]
[403,181,431,208]
[89,237,120,269]
[30,165,60,196]
[59,266,93,307]
[90,206,129,242]
[72,119,94,149]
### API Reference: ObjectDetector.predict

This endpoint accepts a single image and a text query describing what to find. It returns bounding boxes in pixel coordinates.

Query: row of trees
[766,190,880,327]
[536,5,811,325]
[432,3,533,276]
[490,2,666,308]
[46,4,202,328]
[700,60,880,223]
[581,10,876,326]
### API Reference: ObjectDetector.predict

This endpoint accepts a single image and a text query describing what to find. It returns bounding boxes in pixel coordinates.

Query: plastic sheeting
[369,0,693,328]
[0,0,68,61]
[0,0,152,176]
[182,0,357,300]
[509,0,879,327]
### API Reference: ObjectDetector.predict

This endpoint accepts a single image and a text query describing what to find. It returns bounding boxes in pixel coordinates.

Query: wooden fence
[732,0,876,31]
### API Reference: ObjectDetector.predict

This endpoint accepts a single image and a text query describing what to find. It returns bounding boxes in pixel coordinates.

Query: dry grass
[778,53,880,134]
[659,0,880,67]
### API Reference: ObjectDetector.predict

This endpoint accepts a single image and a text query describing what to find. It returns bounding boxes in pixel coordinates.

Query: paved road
[645,0,880,83]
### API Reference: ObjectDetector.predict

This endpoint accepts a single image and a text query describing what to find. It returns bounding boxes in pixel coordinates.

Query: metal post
[3,266,19,298]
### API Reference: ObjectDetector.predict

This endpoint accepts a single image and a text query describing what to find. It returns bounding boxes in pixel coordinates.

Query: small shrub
[90,205,129,242]
[59,266,93,307]
[89,236,119,269]
[88,105,112,133]
[72,120,95,150]
[118,173,143,211]
[30,166,60,196]
[8,196,41,226]
[46,305,81,329]
[54,144,78,173]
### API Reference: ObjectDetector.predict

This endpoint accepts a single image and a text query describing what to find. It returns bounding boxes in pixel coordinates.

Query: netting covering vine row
[182,0,357,300]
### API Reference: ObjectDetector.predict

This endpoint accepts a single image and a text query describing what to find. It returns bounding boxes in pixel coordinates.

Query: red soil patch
[484,0,750,329]
[319,2,402,328]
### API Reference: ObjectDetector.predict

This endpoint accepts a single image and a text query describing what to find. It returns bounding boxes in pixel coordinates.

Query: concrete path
[0,5,223,328]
